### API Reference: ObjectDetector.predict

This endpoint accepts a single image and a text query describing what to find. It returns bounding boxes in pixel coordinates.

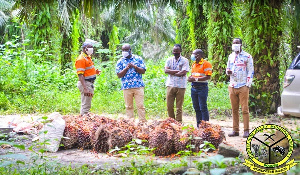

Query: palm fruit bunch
[197,121,224,148]
[148,117,182,156]
[115,118,137,134]
[61,115,79,149]
[107,127,132,150]
[92,125,111,153]
[133,123,150,147]
[176,125,199,153]
[91,118,135,153]
[61,113,115,150]
[61,114,224,156]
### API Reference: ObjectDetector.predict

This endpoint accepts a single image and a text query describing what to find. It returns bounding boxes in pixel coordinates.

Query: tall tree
[0,0,14,41]
[290,0,300,57]
[204,0,234,83]
[175,0,207,57]
[243,0,284,115]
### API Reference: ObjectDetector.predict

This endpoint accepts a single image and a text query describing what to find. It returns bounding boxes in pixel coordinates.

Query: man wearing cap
[188,49,212,127]
[116,44,147,122]
[164,44,189,123]
[75,40,101,115]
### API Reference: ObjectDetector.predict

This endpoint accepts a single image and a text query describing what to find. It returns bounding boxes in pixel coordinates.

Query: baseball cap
[82,39,98,48]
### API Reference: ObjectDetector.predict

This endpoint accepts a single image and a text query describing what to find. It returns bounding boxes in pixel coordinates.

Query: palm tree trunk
[205,1,234,83]
[61,31,73,73]
[244,0,283,115]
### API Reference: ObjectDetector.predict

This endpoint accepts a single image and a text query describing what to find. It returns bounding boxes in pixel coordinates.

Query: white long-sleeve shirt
[226,50,254,88]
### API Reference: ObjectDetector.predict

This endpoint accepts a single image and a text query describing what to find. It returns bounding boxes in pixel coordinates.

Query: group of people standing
[75,38,254,138]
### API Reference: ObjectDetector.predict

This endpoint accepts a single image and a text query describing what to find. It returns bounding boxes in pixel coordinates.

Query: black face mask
[173,53,180,57]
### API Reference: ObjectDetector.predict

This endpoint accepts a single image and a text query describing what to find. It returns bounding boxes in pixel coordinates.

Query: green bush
[0,92,9,110]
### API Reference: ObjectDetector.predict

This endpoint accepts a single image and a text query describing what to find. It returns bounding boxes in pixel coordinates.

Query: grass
[0,56,231,118]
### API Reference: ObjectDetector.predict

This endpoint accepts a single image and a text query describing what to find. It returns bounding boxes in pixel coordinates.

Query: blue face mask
[191,54,196,61]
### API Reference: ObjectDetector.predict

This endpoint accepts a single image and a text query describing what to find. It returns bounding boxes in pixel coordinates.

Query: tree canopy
[0,0,299,115]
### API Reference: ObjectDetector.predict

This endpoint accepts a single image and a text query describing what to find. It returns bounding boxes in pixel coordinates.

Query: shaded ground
[0,113,299,172]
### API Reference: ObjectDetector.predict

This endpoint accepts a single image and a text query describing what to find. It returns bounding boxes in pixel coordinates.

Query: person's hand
[127,63,134,68]
[246,77,251,87]
[83,88,93,97]
[96,69,101,75]
[188,76,195,82]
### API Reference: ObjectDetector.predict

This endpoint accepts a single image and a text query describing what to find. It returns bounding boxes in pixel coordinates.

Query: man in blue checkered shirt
[116,44,146,122]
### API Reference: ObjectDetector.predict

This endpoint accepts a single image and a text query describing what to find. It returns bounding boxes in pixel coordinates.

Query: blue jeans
[191,86,209,127]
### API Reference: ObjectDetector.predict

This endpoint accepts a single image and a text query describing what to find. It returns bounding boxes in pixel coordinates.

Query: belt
[192,84,207,89]
[85,79,95,83]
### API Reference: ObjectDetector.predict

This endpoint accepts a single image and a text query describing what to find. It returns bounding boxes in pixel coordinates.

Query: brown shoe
[228,131,239,137]
[243,131,249,138]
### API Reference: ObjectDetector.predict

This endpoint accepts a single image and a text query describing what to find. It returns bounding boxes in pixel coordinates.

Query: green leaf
[39,149,46,153]
[16,160,25,165]
[13,144,25,150]
[42,116,48,120]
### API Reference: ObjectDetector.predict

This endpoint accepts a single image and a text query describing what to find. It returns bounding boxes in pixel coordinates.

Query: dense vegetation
[0,0,299,115]
[1,1,300,174]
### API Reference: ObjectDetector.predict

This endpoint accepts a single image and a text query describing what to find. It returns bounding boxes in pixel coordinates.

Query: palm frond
[58,0,71,33]
[0,0,14,11]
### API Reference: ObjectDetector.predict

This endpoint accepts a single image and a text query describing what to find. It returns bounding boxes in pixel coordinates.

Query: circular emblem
[244,124,297,174]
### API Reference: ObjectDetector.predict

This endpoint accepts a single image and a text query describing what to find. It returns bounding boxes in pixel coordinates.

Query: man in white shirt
[164,44,190,122]
[226,38,254,138]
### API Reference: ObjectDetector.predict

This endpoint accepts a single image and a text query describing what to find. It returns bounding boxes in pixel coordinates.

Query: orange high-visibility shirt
[191,59,212,78]
[75,52,96,80]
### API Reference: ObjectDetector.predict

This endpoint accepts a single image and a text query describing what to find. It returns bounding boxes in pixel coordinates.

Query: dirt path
[0,113,299,167]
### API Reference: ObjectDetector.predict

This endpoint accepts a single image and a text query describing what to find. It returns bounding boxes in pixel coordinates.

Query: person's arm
[188,75,211,82]
[174,70,188,76]
[117,65,131,78]
[246,55,254,87]
[132,57,146,74]
[133,64,145,74]
[174,59,189,76]
[96,69,101,75]
[165,68,180,75]
[78,74,93,97]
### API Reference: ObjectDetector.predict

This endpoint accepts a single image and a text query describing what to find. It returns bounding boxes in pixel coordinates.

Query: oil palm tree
[0,0,14,40]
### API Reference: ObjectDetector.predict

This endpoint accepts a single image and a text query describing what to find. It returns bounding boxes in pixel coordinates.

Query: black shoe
[228,131,239,137]
[243,131,249,138]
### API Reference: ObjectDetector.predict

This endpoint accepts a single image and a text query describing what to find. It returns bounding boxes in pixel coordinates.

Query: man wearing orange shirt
[188,49,212,127]
[75,40,101,115]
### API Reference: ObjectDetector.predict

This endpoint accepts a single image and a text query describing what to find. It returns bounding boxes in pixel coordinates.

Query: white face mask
[122,51,130,58]
[86,48,93,56]
[232,44,241,52]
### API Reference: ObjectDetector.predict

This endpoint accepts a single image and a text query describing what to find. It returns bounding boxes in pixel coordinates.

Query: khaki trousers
[123,87,146,122]
[77,81,94,115]
[166,86,186,122]
[228,86,250,132]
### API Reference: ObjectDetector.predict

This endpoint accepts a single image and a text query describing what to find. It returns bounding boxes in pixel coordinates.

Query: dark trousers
[191,86,209,126]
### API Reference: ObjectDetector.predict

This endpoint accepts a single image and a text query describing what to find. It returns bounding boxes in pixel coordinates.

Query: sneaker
[228,131,239,137]
[243,131,249,138]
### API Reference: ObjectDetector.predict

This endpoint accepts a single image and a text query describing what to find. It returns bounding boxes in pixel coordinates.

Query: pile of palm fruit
[61,113,225,156]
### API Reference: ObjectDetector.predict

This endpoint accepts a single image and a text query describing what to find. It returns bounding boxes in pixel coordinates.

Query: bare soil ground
[0,113,299,169]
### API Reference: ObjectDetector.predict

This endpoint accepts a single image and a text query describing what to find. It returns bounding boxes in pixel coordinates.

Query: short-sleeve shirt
[75,52,96,80]
[165,56,190,88]
[116,55,146,90]
[191,58,212,86]
[226,50,254,88]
